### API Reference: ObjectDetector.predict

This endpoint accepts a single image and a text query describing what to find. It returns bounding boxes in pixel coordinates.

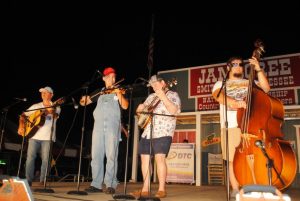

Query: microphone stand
[34,104,58,193]
[67,85,89,196]
[0,99,24,151]
[255,141,285,186]
[17,122,26,178]
[113,86,136,200]
[137,111,175,201]
[216,67,231,201]
[1,99,26,178]
[0,109,8,152]
[67,72,100,196]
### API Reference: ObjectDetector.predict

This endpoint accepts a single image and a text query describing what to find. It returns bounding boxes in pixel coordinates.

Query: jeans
[90,93,121,189]
[90,126,120,189]
[25,139,51,183]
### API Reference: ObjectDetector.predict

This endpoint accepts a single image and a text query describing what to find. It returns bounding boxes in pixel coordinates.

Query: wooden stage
[29,182,300,201]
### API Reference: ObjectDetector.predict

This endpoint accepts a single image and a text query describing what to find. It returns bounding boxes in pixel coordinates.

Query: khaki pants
[221,127,241,162]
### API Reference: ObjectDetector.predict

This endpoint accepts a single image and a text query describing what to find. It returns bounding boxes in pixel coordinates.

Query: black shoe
[85,186,103,193]
[105,187,115,194]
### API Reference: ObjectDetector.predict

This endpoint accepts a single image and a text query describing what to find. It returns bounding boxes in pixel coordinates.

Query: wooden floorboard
[26,182,300,201]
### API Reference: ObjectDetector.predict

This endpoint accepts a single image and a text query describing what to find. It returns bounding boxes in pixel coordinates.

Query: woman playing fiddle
[80,67,128,194]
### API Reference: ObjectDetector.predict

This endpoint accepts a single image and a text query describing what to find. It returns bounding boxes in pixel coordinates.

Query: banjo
[137,78,177,129]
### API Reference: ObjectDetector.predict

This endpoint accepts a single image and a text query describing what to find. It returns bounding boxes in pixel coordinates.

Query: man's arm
[116,91,129,110]
[157,91,180,115]
[212,89,246,109]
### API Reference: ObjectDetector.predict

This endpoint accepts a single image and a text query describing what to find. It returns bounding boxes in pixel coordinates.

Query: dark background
[2,3,300,180]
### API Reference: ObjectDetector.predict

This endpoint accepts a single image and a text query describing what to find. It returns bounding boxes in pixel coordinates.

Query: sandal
[155,191,167,198]
[129,190,150,198]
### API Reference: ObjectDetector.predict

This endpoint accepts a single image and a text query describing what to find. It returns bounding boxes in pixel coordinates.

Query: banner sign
[189,54,300,111]
[202,133,221,147]
[166,143,195,184]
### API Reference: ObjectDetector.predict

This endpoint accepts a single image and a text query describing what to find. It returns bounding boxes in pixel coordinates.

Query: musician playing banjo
[130,74,181,199]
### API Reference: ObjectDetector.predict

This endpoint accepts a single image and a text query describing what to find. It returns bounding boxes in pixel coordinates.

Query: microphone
[125,77,149,90]
[255,140,272,161]
[96,70,103,77]
[14,97,27,102]
[138,77,149,83]
[71,97,79,109]
[255,140,265,149]
[138,77,150,86]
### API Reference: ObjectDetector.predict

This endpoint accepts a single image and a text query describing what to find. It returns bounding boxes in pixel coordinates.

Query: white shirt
[212,79,250,128]
[24,102,61,141]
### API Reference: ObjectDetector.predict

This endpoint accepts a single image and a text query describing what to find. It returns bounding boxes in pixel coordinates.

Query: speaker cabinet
[0,177,33,201]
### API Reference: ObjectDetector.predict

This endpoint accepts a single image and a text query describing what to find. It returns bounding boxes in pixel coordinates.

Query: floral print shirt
[141,90,181,139]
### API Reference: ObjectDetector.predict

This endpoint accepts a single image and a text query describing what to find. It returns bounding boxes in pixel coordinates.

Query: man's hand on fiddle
[80,95,92,106]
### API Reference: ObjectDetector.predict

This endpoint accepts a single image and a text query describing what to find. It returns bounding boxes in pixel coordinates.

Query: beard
[233,73,243,78]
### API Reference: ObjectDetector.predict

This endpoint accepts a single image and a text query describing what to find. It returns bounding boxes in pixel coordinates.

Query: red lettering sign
[269,89,296,105]
[197,97,219,111]
[190,54,300,110]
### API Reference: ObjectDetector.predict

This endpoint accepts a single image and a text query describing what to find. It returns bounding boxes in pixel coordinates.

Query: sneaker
[105,187,115,194]
[85,186,103,193]
[155,191,167,198]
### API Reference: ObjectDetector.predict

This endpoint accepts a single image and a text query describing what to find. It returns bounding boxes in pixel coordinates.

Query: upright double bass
[233,40,297,190]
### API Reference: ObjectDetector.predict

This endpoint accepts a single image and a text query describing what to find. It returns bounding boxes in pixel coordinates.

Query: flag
[147,35,154,72]
[147,15,155,76]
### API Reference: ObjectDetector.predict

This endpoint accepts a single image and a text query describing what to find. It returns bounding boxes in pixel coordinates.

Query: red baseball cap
[103,67,116,76]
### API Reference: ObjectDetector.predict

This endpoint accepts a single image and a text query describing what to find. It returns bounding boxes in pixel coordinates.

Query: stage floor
[29,182,300,201]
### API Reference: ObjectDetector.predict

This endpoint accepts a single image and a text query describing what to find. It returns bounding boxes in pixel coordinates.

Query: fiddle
[79,87,127,106]
[100,87,126,95]
[79,78,126,106]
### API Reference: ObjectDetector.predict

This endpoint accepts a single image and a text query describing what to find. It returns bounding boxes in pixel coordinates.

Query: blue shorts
[138,136,172,156]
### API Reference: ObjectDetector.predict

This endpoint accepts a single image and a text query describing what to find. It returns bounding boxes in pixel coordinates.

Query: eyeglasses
[231,62,244,67]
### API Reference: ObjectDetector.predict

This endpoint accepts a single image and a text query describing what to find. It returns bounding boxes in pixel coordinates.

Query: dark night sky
[3,4,300,146]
